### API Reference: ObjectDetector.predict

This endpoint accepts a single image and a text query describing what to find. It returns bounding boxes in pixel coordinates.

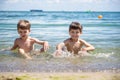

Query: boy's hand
[55,50,62,56]
[1,47,11,51]
[40,41,49,53]
[53,50,62,57]
[43,41,49,52]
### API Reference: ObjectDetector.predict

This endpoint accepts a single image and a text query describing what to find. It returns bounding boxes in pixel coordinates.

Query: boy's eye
[24,31,27,33]
[19,31,22,33]
[71,31,74,33]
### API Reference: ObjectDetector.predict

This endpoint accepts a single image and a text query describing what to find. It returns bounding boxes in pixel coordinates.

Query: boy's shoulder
[64,38,71,43]
[79,39,88,44]
[15,38,21,41]
[28,36,35,40]
[79,39,85,42]
[28,37,39,42]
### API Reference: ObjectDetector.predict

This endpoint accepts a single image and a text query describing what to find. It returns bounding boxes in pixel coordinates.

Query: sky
[0,0,120,11]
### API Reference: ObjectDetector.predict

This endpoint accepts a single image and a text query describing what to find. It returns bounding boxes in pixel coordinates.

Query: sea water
[0,11,120,72]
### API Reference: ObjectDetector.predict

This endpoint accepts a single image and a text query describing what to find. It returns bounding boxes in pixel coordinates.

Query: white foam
[93,52,114,58]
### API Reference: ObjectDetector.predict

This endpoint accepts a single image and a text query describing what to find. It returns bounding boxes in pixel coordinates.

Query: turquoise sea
[0,11,120,72]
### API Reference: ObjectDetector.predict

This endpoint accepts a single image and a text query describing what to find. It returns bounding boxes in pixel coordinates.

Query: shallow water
[0,49,120,72]
[0,11,120,72]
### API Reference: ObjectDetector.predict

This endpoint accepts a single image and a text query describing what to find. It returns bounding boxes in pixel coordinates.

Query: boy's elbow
[43,41,48,45]
[10,47,14,51]
[10,45,18,51]
[44,41,48,43]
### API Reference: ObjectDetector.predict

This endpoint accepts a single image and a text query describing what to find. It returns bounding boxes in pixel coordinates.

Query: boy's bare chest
[18,40,33,49]
[67,42,82,51]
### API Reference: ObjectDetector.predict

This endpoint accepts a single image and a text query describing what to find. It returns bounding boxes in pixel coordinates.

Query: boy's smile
[69,29,81,41]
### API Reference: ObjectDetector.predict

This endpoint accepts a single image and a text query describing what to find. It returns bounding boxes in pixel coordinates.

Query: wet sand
[0,72,120,80]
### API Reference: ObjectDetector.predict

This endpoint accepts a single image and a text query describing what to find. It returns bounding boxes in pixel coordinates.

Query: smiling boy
[11,20,49,59]
[56,22,95,56]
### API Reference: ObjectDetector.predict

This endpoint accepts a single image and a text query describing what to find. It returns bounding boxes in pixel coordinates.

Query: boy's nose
[73,33,77,35]
[21,33,25,35]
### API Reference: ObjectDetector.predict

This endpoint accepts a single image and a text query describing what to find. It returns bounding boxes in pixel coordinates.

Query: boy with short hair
[56,22,95,56]
[11,20,49,59]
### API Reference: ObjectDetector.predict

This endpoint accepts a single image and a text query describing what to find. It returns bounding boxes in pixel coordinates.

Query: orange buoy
[98,15,103,19]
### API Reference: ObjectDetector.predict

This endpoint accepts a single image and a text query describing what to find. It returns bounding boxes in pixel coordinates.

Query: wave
[1,23,120,27]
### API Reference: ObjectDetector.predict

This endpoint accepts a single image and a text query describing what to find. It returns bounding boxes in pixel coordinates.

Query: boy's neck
[70,38,79,42]
[21,36,29,41]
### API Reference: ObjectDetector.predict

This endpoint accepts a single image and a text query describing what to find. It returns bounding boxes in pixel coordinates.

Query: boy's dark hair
[17,20,31,31]
[69,22,83,33]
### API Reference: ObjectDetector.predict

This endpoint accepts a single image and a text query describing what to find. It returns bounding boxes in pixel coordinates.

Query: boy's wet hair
[17,20,31,30]
[69,22,83,33]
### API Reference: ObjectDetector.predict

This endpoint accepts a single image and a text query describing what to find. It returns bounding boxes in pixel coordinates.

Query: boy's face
[18,28,30,39]
[69,29,81,40]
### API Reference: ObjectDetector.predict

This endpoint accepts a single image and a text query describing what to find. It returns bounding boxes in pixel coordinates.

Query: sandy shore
[0,72,120,80]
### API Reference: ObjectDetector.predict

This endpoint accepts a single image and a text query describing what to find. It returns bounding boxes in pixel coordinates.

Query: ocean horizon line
[0,10,120,13]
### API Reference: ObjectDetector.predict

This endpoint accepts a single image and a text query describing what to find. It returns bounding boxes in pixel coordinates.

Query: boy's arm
[56,39,68,51]
[56,42,65,51]
[81,39,95,51]
[54,42,65,56]
[34,38,49,52]
[11,39,18,50]
[54,39,68,56]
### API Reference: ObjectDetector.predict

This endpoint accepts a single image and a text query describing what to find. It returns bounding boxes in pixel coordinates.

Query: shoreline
[0,72,120,80]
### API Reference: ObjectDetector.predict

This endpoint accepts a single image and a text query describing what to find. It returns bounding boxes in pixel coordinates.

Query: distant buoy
[98,15,103,19]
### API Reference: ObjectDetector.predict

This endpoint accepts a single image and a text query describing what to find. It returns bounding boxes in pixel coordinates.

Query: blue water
[0,11,120,72]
